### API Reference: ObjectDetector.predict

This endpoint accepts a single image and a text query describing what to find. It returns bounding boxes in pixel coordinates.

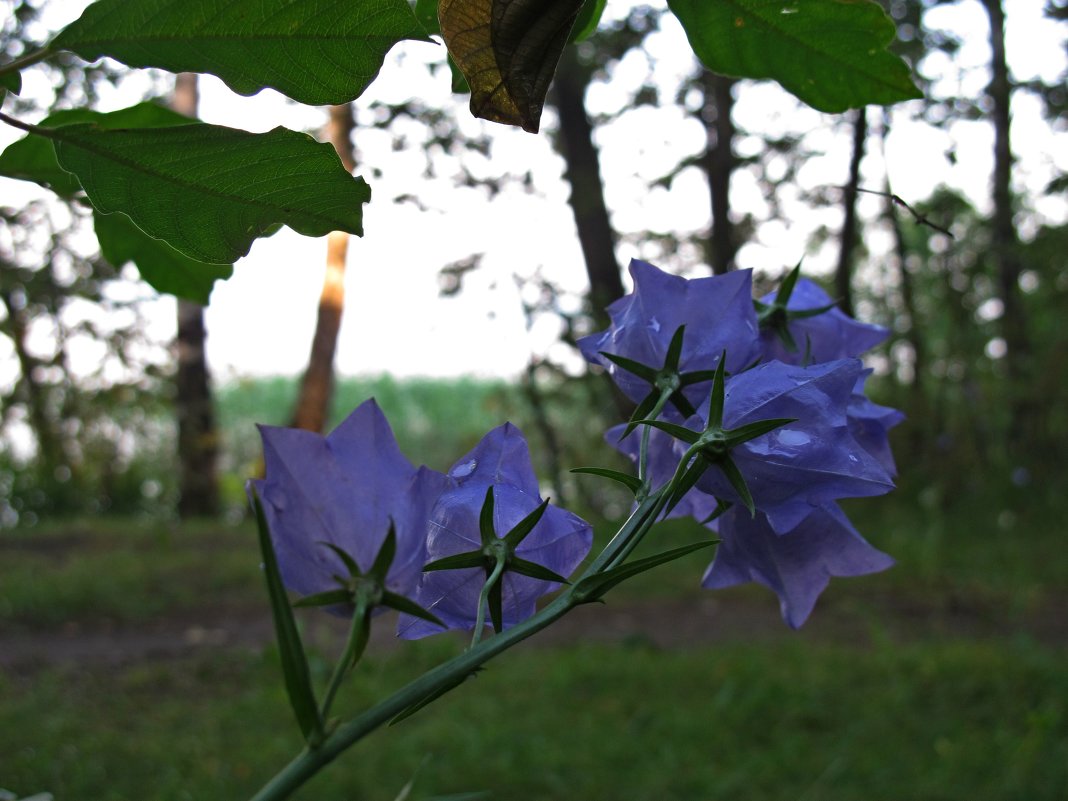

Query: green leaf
[415,0,441,35]
[250,489,323,744]
[667,0,922,112]
[0,130,82,196]
[93,212,232,304]
[573,540,716,604]
[570,466,644,496]
[53,0,430,106]
[39,108,370,264]
[570,0,607,42]
[1,70,22,96]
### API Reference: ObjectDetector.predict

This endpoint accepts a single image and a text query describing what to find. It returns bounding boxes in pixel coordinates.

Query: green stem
[249,432,700,800]
[0,45,53,78]
[470,558,507,648]
[319,596,370,723]
[0,109,43,135]
[249,591,578,801]
[637,387,675,488]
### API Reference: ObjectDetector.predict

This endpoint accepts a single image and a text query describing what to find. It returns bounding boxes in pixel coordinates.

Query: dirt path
[3,588,1064,673]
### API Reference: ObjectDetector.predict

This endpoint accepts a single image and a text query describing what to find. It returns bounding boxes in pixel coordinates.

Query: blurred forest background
[1,1,1067,798]
[1,0,1065,528]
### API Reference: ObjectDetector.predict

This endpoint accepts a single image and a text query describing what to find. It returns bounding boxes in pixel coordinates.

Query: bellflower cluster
[251,400,592,640]
[581,259,902,627]
[399,424,593,639]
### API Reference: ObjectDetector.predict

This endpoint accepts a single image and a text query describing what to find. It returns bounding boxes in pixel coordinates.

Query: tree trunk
[171,72,220,519]
[700,73,737,275]
[290,103,356,433]
[835,107,868,317]
[981,0,1034,443]
[551,48,624,329]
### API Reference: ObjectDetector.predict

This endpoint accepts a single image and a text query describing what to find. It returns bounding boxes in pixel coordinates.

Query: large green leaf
[36,105,370,264]
[93,212,232,304]
[0,104,191,197]
[667,0,921,112]
[52,0,430,106]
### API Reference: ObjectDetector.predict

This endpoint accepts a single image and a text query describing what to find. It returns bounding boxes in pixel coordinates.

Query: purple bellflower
[758,277,889,366]
[667,358,895,534]
[578,259,760,413]
[250,399,448,618]
[398,423,593,639]
[849,370,905,477]
[703,503,894,628]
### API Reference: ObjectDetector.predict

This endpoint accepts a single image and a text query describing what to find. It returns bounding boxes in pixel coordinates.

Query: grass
[1,637,1064,800]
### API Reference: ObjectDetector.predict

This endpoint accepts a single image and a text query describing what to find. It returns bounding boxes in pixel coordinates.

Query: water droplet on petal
[848,454,859,462]
[450,459,477,478]
[647,316,661,333]
[777,430,811,448]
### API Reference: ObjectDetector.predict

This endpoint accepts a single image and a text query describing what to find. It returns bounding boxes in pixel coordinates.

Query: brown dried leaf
[439,0,584,133]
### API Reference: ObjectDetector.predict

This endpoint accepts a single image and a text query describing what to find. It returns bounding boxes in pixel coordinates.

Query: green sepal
[718,455,756,516]
[699,499,732,526]
[423,551,485,572]
[369,523,397,582]
[600,351,658,384]
[478,485,496,549]
[573,540,717,604]
[639,419,700,445]
[680,369,718,386]
[778,261,802,303]
[292,588,353,609]
[380,590,445,629]
[789,302,838,320]
[664,325,686,370]
[487,570,504,634]
[321,541,361,578]
[570,467,644,496]
[502,496,550,549]
[706,351,728,428]
[389,669,482,726]
[724,417,797,448]
[508,556,569,585]
[618,389,661,441]
[251,489,323,744]
[346,603,373,669]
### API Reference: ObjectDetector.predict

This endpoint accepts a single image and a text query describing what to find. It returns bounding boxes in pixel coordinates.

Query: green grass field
[2,375,1065,800]
[2,479,1065,801]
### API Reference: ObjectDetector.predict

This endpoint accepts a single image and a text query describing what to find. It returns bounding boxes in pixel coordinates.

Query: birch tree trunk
[289,103,356,433]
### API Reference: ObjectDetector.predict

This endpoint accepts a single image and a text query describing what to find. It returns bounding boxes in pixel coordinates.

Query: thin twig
[857,187,955,239]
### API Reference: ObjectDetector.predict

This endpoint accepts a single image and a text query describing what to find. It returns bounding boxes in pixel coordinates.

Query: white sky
[2,0,1066,386]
